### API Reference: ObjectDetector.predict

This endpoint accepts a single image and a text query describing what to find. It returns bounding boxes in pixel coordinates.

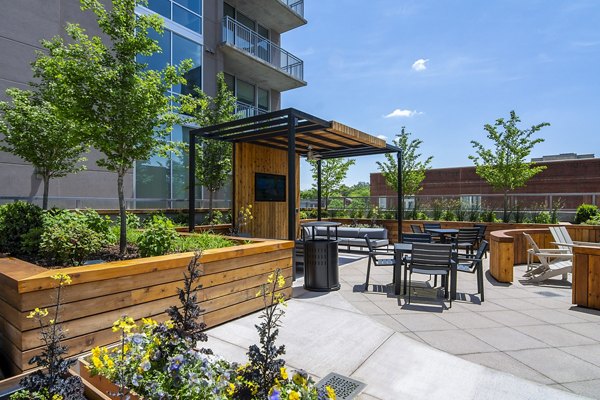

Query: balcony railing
[282,0,304,17]
[235,102,268,119]
[222,16,304,81]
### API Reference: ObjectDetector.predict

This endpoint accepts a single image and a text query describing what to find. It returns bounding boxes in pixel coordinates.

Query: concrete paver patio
[207,252,600,399]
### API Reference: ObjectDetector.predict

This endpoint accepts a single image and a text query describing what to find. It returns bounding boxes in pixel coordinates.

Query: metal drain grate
[316,372,366,400]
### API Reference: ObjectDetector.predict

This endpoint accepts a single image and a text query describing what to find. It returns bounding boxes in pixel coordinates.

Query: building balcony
[235,102,268,118]
[224,0,306,33]
[221,16,306,92]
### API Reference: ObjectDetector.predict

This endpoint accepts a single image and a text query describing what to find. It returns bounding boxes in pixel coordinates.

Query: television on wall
[255,173,286,202]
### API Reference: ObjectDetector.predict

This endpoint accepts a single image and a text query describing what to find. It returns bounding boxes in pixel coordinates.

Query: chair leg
[403,261,408,295]
[478,265,485,302]
[365,257,372,291]
[434,275,438,287]
[445,274,451,308]
[408,271,412,304]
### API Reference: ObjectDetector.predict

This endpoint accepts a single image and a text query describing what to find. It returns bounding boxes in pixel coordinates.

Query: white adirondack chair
[522,232,572,282]
[549,226,600,250]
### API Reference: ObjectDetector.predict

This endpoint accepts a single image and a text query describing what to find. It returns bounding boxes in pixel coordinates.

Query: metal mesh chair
[406,243,454,308]
[363,235,396,291]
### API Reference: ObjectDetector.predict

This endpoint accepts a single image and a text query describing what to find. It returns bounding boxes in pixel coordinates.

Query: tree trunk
[503,191,509,223]
[42,174,50,210]
[208,190,214,224]
[118,172,127,255]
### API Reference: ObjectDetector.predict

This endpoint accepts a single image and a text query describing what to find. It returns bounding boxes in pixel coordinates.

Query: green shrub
[586,215,600,225]
[115,211,142,229]
[0,201,44,256]
[40,213,104,266]
[175,233,234,252]
[80,209,116,244]
[575,204,598,224]
[481,209,499,223]
[533,211,551,224]
[171,211,189,226]
[440,210,457,221]
[136,215,178,257]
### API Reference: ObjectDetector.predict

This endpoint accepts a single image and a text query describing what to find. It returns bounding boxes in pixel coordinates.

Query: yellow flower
[142,317,157,327]
[50,273,72,285]
[103,354,114,369]
[27,307,49,319]
[91,347,102,358]
[248,204,252,208]
[326,386,336,399]
[267,273,274,284]
[227,383,236,396]
[165,319,174,329]
[289,391,300,400]
[255,289,263,297]
[280,366,288,380]
[112,316,136,333]
[277,275,286,288]
[292,373,307,386]
[91,355,104,369]
[52,394,63,400]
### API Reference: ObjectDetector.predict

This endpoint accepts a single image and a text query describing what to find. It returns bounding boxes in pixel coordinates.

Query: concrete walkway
[206,253,596,399]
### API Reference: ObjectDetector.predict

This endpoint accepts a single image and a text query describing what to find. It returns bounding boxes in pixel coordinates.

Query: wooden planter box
[573,245,600,310]
[0,239,293,376]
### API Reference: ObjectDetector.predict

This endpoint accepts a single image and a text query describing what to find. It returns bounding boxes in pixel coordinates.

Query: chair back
[423,223,442,230]
[550,226,573,252]
[363,235,375,254]
[523,232,541,254]
[456,228,480,244]
[402,233,432,244]
[474,224,487,240]
[410,224,423,233]
[410,243,453,272]
[475,240,489,260]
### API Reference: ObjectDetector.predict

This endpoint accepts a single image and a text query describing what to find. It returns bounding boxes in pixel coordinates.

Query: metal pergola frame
[188,108,403,242]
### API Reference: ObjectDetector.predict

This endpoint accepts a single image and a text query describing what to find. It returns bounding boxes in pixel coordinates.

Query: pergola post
[287,113,297,241]
[317,159,322,221]
[188,133,196,233]
[397,150,403,243]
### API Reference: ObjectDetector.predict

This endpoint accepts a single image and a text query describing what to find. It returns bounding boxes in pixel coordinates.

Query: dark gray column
[287,114,297,241]
[188,134,196,233]
[317,159,322,221]
[397,151,403,242]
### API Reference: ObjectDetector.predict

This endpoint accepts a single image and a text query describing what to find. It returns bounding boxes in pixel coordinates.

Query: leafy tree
[469,111,549,222]
[179,73,237,222]
[307,158,356,209]
[300,188,317,200]
[0,89,87,209]
[377,127,432,217]
[32,0,190,254]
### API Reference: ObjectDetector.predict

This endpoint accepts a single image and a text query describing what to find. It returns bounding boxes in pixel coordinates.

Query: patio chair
[410,224,423,233]
[474,224,488,254]
[522,233,572,282]
[402,233,432,243]
[406,243,454,308]
[550,225,600,250]
[363,235,396,291]
[423,222,442,242]
[453,228,480,255]
[456,240,488,302]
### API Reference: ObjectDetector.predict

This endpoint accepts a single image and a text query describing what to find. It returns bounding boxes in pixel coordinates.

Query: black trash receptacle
[302,222,341,292]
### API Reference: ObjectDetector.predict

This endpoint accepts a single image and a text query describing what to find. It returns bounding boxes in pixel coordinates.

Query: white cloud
[384,109,421,118]
[412,58,429,71]
[377,134,387,140]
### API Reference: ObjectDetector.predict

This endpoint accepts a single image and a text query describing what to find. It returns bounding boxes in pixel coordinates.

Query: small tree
[307,158,356,210]
[377,127,432,217]
[179,73,237,222]
[32,0,190,254]
[469,111,549,222]
[0,89,87,209]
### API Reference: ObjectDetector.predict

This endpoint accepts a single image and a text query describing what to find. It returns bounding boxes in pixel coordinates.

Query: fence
[0,196,232,210]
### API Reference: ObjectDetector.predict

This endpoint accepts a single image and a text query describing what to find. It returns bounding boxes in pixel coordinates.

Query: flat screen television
[255,173,286,202]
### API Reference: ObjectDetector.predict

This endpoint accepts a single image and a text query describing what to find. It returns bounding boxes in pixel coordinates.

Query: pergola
[188,108,403,241]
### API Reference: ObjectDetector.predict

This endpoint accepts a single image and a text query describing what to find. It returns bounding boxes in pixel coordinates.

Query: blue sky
[280,0,600,190]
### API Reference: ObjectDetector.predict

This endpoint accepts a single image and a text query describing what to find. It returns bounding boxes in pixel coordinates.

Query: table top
[425,228,459,234]
[301,221,342,227]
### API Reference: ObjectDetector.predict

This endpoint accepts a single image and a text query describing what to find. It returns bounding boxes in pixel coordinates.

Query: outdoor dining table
[393,242,457,300]
[424,228,459,243]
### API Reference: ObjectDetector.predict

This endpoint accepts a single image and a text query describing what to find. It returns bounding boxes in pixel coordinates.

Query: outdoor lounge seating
[363,235,396,291]
[523,232,572,282]
[550,225,600,250]
[312,226,389,251]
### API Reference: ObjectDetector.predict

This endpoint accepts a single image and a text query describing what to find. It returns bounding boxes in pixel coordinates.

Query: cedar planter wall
[0,239,293,376]
[572,245,600,310]
[489,226,600,283]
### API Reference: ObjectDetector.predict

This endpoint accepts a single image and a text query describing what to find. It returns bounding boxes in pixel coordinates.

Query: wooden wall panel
[234,143,300,240]
[0,239,294,375]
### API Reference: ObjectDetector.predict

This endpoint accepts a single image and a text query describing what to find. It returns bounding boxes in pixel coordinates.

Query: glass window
[236,12,255,31]
[257,24,269,39]
[147,0,171,18]
[237,79,255,105]
[135,154,170,202]
[171,125,190,201]
[223,2,235,19]
[172,33,202,94]
[223,73,235,92]
[138,29,171,71]
[174,0,201,15]
[257,87,269,111]
[173,4,201,32]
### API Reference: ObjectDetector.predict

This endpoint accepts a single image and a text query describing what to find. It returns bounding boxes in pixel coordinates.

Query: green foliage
[116,211,142,230]
[414,211,429,220]
[0,201,44,256]
[136,214,179,257]
[377,127,433,197]
[480,209,499,223]
[533,211,551,224]
[440,210,457,221]
[205,209,230,225]
[32,0,191,254]
[175,233,234,252]
[469,111,549,222]
[575,204,599,224]
[300,188,317,200]
[550,199,564,224]
[40,212,104,266]
[181,73,237,221]
[0,89,88,209]
[307,158,356,208]
[586,214,600,225]
[80,209,116,244]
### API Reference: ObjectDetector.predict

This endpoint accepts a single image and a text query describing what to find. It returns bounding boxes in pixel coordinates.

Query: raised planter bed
[0,238,293,376]
[572,245,600,310]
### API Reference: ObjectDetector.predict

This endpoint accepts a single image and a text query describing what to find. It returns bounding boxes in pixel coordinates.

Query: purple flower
[269,389,281,400]
[168,354,185,372]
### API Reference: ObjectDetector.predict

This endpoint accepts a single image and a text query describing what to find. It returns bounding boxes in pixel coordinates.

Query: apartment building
[0,0,307,208]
